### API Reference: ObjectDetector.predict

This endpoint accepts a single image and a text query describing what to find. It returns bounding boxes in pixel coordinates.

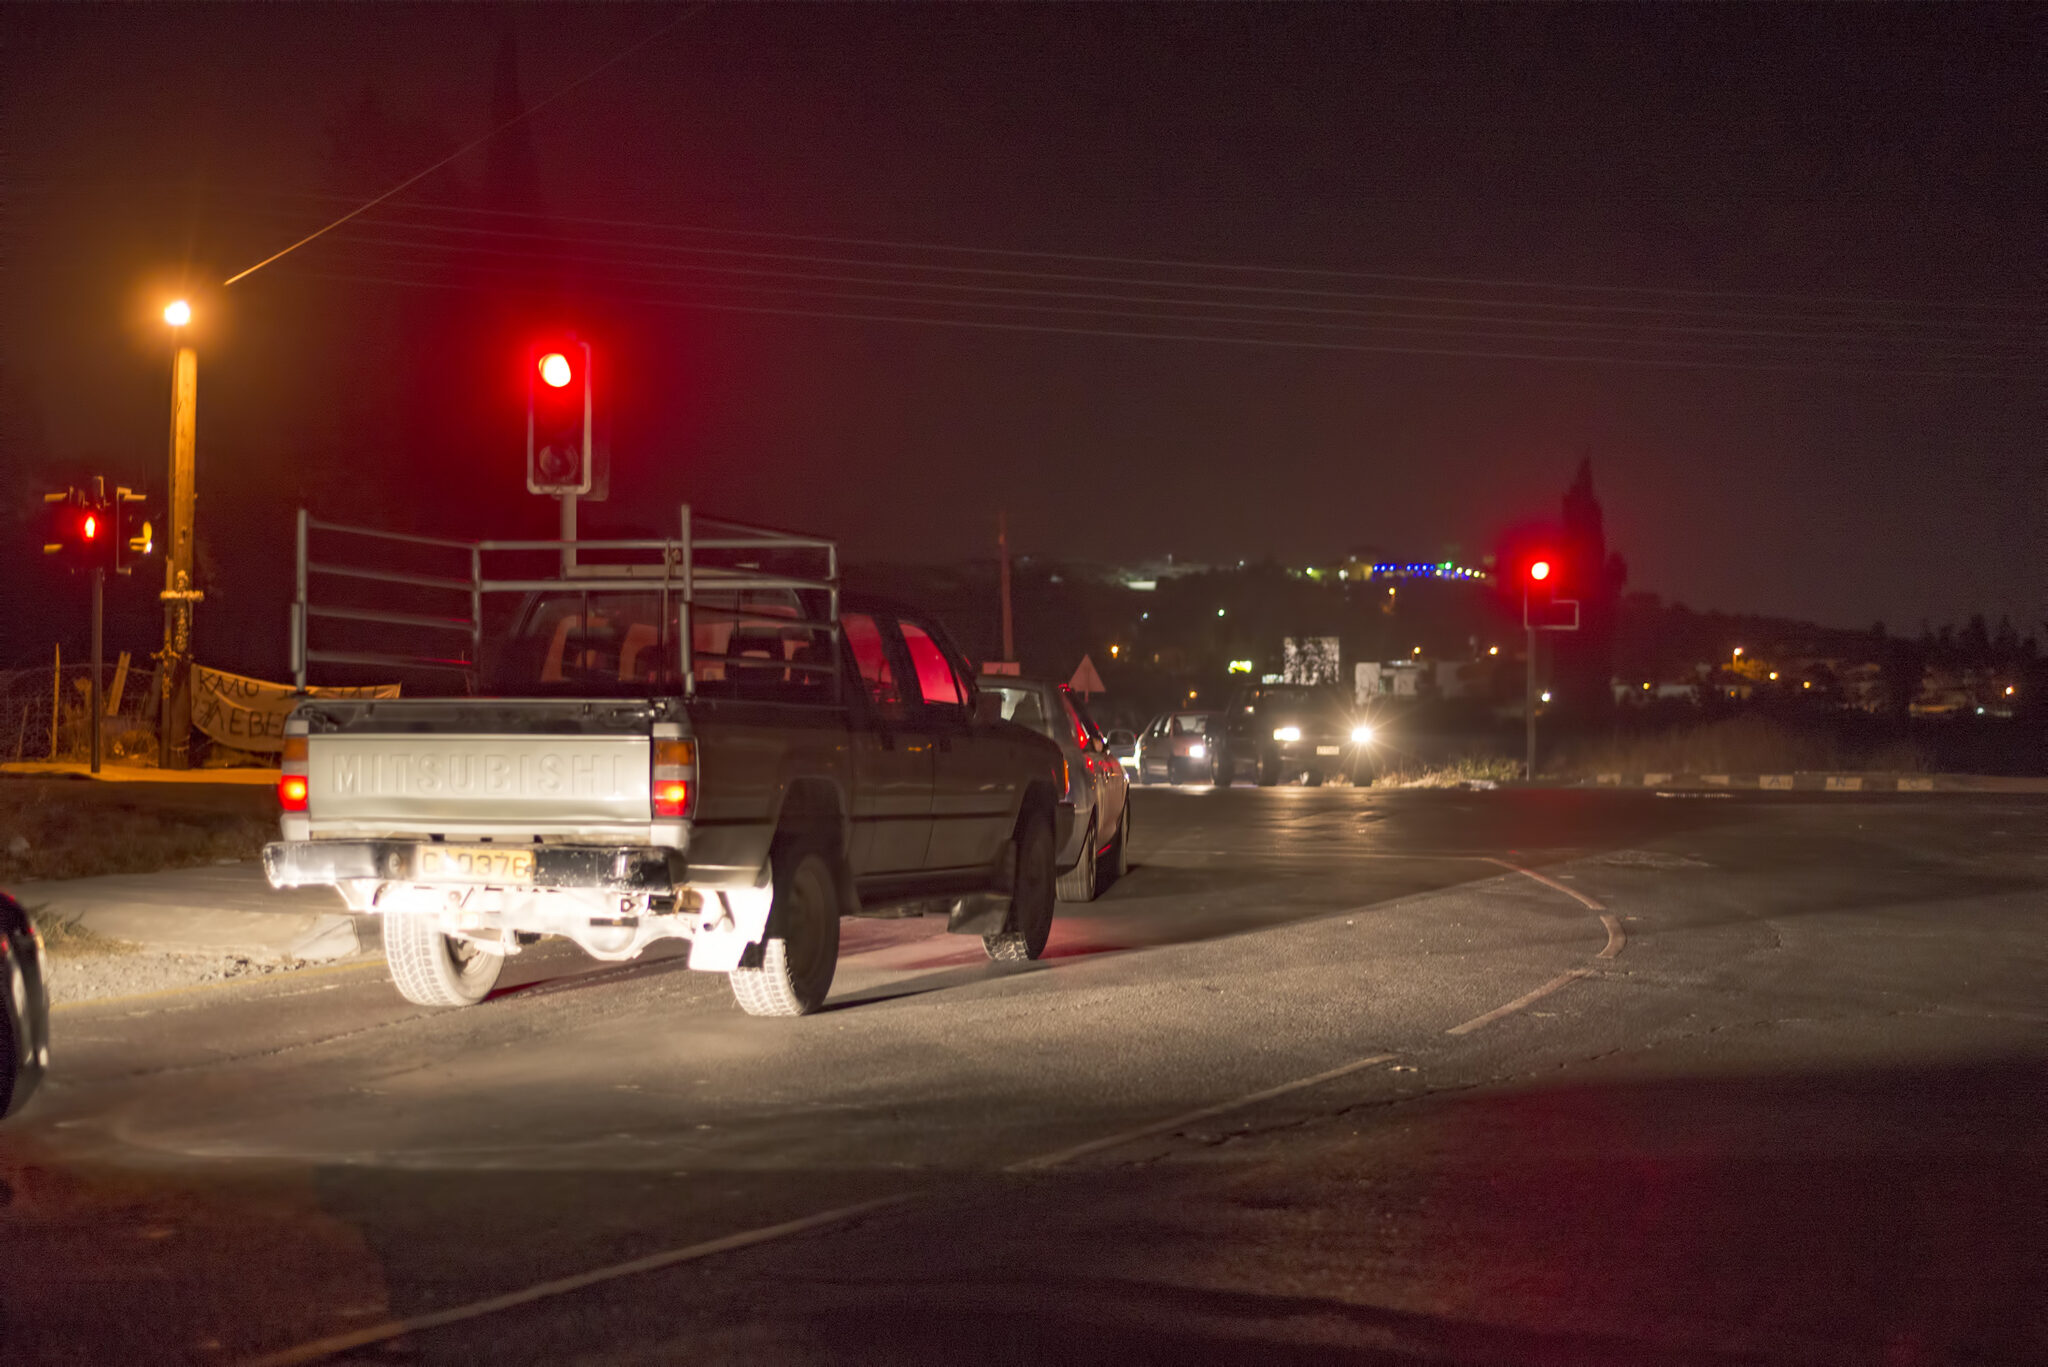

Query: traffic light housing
[1521,553,1579,629]
[42,487,111,572]
[112,486,153,577]
[527,337,593,494]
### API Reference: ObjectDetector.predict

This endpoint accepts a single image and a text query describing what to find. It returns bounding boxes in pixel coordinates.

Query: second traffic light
[527,337,593,495]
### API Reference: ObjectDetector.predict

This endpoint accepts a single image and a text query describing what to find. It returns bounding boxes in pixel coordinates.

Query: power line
[255,190,2048,315]
[301,215,2048,335]
[279,266,2028,379]
[292,243,2038,363]
[220,6,705,287]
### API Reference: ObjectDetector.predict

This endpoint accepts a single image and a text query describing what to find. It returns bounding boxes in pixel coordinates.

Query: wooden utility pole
[159,341,200,768]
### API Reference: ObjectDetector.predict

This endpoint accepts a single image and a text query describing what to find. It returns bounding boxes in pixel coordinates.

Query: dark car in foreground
[2,890,51,1119]
[1208,683,1377,786]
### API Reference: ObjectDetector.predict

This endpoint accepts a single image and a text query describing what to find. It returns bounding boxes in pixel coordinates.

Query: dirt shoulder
[0,777,278,883]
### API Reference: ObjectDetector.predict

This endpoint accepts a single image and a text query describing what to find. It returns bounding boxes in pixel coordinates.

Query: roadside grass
[0,779,277,883]
[1369,755,1524,789]
[34,915,141,957]
[1557,715,1930,778]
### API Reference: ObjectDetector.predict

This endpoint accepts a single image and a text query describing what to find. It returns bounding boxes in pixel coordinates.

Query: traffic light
[1527,558,1552,583]
[42,487,112,572]
[527,337,593,494]
[112,486,153,577]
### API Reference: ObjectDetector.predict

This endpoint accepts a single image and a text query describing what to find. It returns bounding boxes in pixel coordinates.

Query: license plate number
[417,846,535,884]
[1316,745,1341,755]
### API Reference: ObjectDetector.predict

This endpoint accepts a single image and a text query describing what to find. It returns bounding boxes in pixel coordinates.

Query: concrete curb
[8,863,374,964]
[1581,772,2048,794]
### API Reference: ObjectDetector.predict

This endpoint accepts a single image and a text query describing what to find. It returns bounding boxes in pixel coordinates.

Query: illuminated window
[900,622,963,708]
[842,614,900,707]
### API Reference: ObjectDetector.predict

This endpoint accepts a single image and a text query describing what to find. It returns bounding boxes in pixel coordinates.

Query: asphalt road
[3,786,2045,1366]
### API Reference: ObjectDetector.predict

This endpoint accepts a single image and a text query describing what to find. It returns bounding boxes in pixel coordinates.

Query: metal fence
[0,658,162,763]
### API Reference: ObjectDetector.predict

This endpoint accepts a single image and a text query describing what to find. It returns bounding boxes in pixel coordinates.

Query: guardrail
[292,504,840,701]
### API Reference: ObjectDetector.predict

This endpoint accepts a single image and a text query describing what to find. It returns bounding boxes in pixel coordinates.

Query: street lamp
[159,301,201,768]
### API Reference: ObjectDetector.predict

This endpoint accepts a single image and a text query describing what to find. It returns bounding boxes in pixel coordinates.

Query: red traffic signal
[1528,558,1552,583]
[527,337,592,495]
[81,512,99,541]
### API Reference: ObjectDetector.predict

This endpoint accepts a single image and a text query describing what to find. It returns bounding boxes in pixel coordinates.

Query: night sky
[3,3,2042,671]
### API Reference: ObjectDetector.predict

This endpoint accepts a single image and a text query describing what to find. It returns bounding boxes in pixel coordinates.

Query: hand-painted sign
[191,666,397,753]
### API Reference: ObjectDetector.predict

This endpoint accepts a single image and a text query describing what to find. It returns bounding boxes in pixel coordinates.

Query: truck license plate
[1316,745,1340,755]
[417,846,535,884]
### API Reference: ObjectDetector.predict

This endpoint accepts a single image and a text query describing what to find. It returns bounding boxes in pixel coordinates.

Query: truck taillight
[653,738,696,819]
[279,733,309,813]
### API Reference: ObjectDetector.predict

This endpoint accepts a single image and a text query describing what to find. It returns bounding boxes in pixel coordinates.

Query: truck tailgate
[308,732,651,833]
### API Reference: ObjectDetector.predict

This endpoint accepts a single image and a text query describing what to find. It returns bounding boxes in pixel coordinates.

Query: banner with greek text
[191,666,398,753]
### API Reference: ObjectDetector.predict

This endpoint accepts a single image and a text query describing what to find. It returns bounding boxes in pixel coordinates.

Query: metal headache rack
[291,505,841,701]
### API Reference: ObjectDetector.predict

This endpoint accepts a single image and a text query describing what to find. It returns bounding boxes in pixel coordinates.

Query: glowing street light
[163,299,192,328]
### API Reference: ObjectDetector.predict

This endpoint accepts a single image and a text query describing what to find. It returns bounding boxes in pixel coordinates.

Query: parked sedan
[1134,709,1221,785]
[2,890,51,1120]
[1208,683,1377,786]
[976,678,1131,902]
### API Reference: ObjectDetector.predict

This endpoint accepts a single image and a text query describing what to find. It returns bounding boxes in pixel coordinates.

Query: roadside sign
[1069,655,1105,697]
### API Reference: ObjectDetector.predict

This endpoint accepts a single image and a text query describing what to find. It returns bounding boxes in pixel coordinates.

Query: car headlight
[1351,724,1375,744]
[1188,742,1206,759]
[1273,726,1301,743]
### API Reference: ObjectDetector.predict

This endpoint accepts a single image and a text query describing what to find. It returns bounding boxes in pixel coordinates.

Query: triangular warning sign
[1069,654,1106,696]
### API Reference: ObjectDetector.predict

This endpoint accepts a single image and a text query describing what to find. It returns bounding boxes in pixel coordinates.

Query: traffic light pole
[560,491,577,574]
[91,567,104,775]
[1524,601,1537,781]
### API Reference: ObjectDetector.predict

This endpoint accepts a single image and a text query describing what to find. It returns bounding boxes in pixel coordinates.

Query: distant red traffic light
[538,352,573,388]
[82,513,99,540]
[1528,558,1551,582]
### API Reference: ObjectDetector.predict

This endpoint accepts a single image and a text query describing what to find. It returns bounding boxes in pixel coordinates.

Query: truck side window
[900,622,964,710]
[842,613,901,708]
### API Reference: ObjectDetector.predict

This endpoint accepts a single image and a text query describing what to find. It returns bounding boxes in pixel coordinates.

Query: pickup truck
[263,509,1072,1017]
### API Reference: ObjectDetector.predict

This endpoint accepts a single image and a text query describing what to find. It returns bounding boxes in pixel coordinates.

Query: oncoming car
[1135,709,1220,785]
[975,678,1131,901]
[1209,684,1378,786]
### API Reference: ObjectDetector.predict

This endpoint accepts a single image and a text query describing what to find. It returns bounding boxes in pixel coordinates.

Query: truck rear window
[488,589,838,703]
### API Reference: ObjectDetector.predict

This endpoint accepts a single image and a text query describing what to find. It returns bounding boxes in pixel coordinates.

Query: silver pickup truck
[263,508,1072,1017]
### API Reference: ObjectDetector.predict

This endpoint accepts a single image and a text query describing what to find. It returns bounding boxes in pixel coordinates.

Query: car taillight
[279,734,309,813]
[653,738,696,819]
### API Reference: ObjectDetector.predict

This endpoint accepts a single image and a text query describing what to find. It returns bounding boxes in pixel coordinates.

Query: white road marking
[1598,913,1626,959]
[1483,856,1607,911]
[1446,969,1595,1036]
[239,1193,919,1367]
[1008,1052,1400,1172]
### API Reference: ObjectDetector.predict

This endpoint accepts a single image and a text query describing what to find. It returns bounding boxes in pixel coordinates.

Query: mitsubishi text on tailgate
[264,507,1072,1015]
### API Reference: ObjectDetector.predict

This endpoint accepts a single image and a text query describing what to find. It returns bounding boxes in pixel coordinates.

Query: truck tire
[985,809,1056,961]
[385,914,502,1008]
[1057,817,1099,903]
[1256,750,1282,786]
[1304,770,1325,787]
[1209,748,1231,787]
[729,846,840,1017]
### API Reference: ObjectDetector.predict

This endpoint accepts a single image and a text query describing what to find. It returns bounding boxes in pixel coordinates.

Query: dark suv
[1208,683,1376,786]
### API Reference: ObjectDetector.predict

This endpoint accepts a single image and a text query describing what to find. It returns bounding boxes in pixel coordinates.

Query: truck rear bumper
[263,840,686,893]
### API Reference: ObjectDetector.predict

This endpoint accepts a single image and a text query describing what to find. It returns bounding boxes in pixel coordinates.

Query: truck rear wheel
[985,809,1055,961]
[385,914,503,1008]
[729,847,840,1017]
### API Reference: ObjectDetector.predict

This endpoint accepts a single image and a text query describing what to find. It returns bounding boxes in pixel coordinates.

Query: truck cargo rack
[291,505,840,702]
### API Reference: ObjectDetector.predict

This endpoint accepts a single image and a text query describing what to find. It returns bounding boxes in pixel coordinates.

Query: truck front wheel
[985,809,1056,961]
[729,846,840,1017]
[385,914,503,1008]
